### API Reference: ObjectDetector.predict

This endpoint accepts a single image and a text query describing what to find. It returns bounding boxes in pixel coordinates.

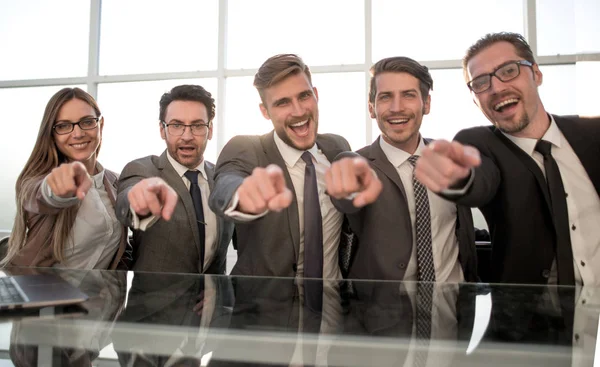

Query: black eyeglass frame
[467,60,534,94]
[161,121,211,136]
[52,116,102,135]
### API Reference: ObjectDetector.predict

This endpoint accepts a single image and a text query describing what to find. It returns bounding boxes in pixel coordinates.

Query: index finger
[158,185,178,221]
[266,164,287,193]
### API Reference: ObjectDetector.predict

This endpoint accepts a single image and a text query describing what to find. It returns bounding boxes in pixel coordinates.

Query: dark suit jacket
[449,115,600,284]
[332,138,478,282]
[209,131,352,277]
[116,151,235,274]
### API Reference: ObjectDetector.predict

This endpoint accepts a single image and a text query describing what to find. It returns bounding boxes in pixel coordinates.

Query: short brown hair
[253,54,313,104]
[159,84,216,123]
[368,56,433,104]
[462,32,536,81]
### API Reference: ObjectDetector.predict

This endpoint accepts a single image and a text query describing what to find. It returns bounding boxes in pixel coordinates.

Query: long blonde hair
[3,88,102,266]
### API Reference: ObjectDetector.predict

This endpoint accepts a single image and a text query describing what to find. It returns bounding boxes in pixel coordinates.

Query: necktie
[535,140,575,285]
[301,152,323,312]
[184,170,206,273]
[407,156,436,282]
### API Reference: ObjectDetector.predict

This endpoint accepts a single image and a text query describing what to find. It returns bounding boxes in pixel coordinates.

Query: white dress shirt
[503,115,600,286]
[379,136,464,283]
[227,133,344,280]
[42,165,122,270]
[166,153,218,271]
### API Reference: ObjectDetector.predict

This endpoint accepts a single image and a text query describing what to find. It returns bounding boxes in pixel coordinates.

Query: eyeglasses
[467,60,534,94]
[53,116,101,135]
[162,121,210,136]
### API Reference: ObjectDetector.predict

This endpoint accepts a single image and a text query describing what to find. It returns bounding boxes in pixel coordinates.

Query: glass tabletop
[0,267,595,367]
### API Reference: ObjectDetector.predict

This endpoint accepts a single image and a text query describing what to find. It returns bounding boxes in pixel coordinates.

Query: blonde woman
[3,87,130,269]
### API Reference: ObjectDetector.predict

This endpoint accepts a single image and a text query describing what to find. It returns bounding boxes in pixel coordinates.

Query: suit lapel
[555,115,600,196]
[261,132,300,261]
[158,151,201,251]
[205,161,221,246]
[367,139,408,203]
[493,129,552,214]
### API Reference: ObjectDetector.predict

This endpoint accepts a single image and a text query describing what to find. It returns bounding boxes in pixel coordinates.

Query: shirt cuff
[440,168,475,196]
[130,205,159,231]
[41,175,80,208]
[223,191,268,222]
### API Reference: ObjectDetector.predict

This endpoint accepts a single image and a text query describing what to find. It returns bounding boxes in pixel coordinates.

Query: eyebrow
[378,88,418,96]
[271,89,313,107]
[167,118,207,124]
[55,115,96,123]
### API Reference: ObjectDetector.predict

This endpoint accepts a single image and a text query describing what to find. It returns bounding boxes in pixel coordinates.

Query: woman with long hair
[3,87,130,269]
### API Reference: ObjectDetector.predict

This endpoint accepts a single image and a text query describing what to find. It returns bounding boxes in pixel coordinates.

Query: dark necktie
[184,170,206,273]
[535,140,575,285]
[301,152,323,312]
[407,156,436,282]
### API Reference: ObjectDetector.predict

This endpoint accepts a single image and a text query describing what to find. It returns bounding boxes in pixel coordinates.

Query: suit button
[398,263,406,269]
[542,269,551,278]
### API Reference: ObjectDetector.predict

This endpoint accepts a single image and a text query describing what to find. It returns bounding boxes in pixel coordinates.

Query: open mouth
[493,98,519,113]
[289,119,310,137]
[70,142,90,150]
[387,117,410,125]
[178,146,197,154]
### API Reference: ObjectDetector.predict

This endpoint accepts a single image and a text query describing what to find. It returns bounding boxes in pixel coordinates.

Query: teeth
[71,143,88,149]
[290,120,308,127]
[388,118,409,124]
[494,98,518,111]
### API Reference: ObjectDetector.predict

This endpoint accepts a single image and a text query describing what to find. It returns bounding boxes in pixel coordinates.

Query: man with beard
[209,53,381,279]
[414,32,600,285]
[326,56,478,283]
[116,84,234,274]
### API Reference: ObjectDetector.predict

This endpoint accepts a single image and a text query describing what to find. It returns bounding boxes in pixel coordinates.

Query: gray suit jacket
[209,131,352,277]
[116,151,235,274]
[332,138,478,281]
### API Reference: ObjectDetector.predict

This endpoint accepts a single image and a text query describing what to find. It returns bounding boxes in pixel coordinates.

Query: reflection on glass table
[0,267,595,367]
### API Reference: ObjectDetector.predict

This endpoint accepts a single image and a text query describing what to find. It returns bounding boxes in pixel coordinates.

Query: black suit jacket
[209,131,352,277]
[332,138,478,282]
[116,151,235,274]
[450,115,600,284]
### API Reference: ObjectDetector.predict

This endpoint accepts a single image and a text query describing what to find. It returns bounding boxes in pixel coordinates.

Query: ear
[313,86,319,101]
[368,102,376,119]
[259,103,270,120]
[99,116,105,133]
[207,122,213,140]
[532,63,543,87]
[423,94,431,115]
[160,121,166,140]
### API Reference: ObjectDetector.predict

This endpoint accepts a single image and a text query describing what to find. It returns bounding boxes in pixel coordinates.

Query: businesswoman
[2,87,130,269]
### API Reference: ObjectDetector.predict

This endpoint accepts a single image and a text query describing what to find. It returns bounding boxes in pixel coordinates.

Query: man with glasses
[414,32,600,285]
[116,84,235,275]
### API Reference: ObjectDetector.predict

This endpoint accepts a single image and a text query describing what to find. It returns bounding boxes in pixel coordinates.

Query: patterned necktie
[301,151,323,312]
[535,140,575,285]
[407,155,436,282]
[184,170,205,273]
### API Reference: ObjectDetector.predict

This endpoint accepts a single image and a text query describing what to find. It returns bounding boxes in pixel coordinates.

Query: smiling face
[53,98,103,174]
[467,41,546,138]
[369,72,430,154]
[160,100,213,169]
[259,72,319,151]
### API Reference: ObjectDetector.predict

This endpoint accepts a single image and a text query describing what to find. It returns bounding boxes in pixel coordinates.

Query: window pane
[575,62,600,116]
[223,77,272,143]
[99,0,218,75]
[371,69,490,142]
[97,79,218,174]
[537,0,600,55]
[224,74,366,151]
[0,85,86,230]
[0,1,90,80]
[538,65,577,116]
[311,72,366,151]
[227,0,364,69]
[372,0,523,62]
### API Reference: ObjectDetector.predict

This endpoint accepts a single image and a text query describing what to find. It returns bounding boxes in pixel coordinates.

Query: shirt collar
[378,135,426,168]
[273,131,320,167]
[502,114,562,156]
[92,162,105,188]
[166,150,207,180]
